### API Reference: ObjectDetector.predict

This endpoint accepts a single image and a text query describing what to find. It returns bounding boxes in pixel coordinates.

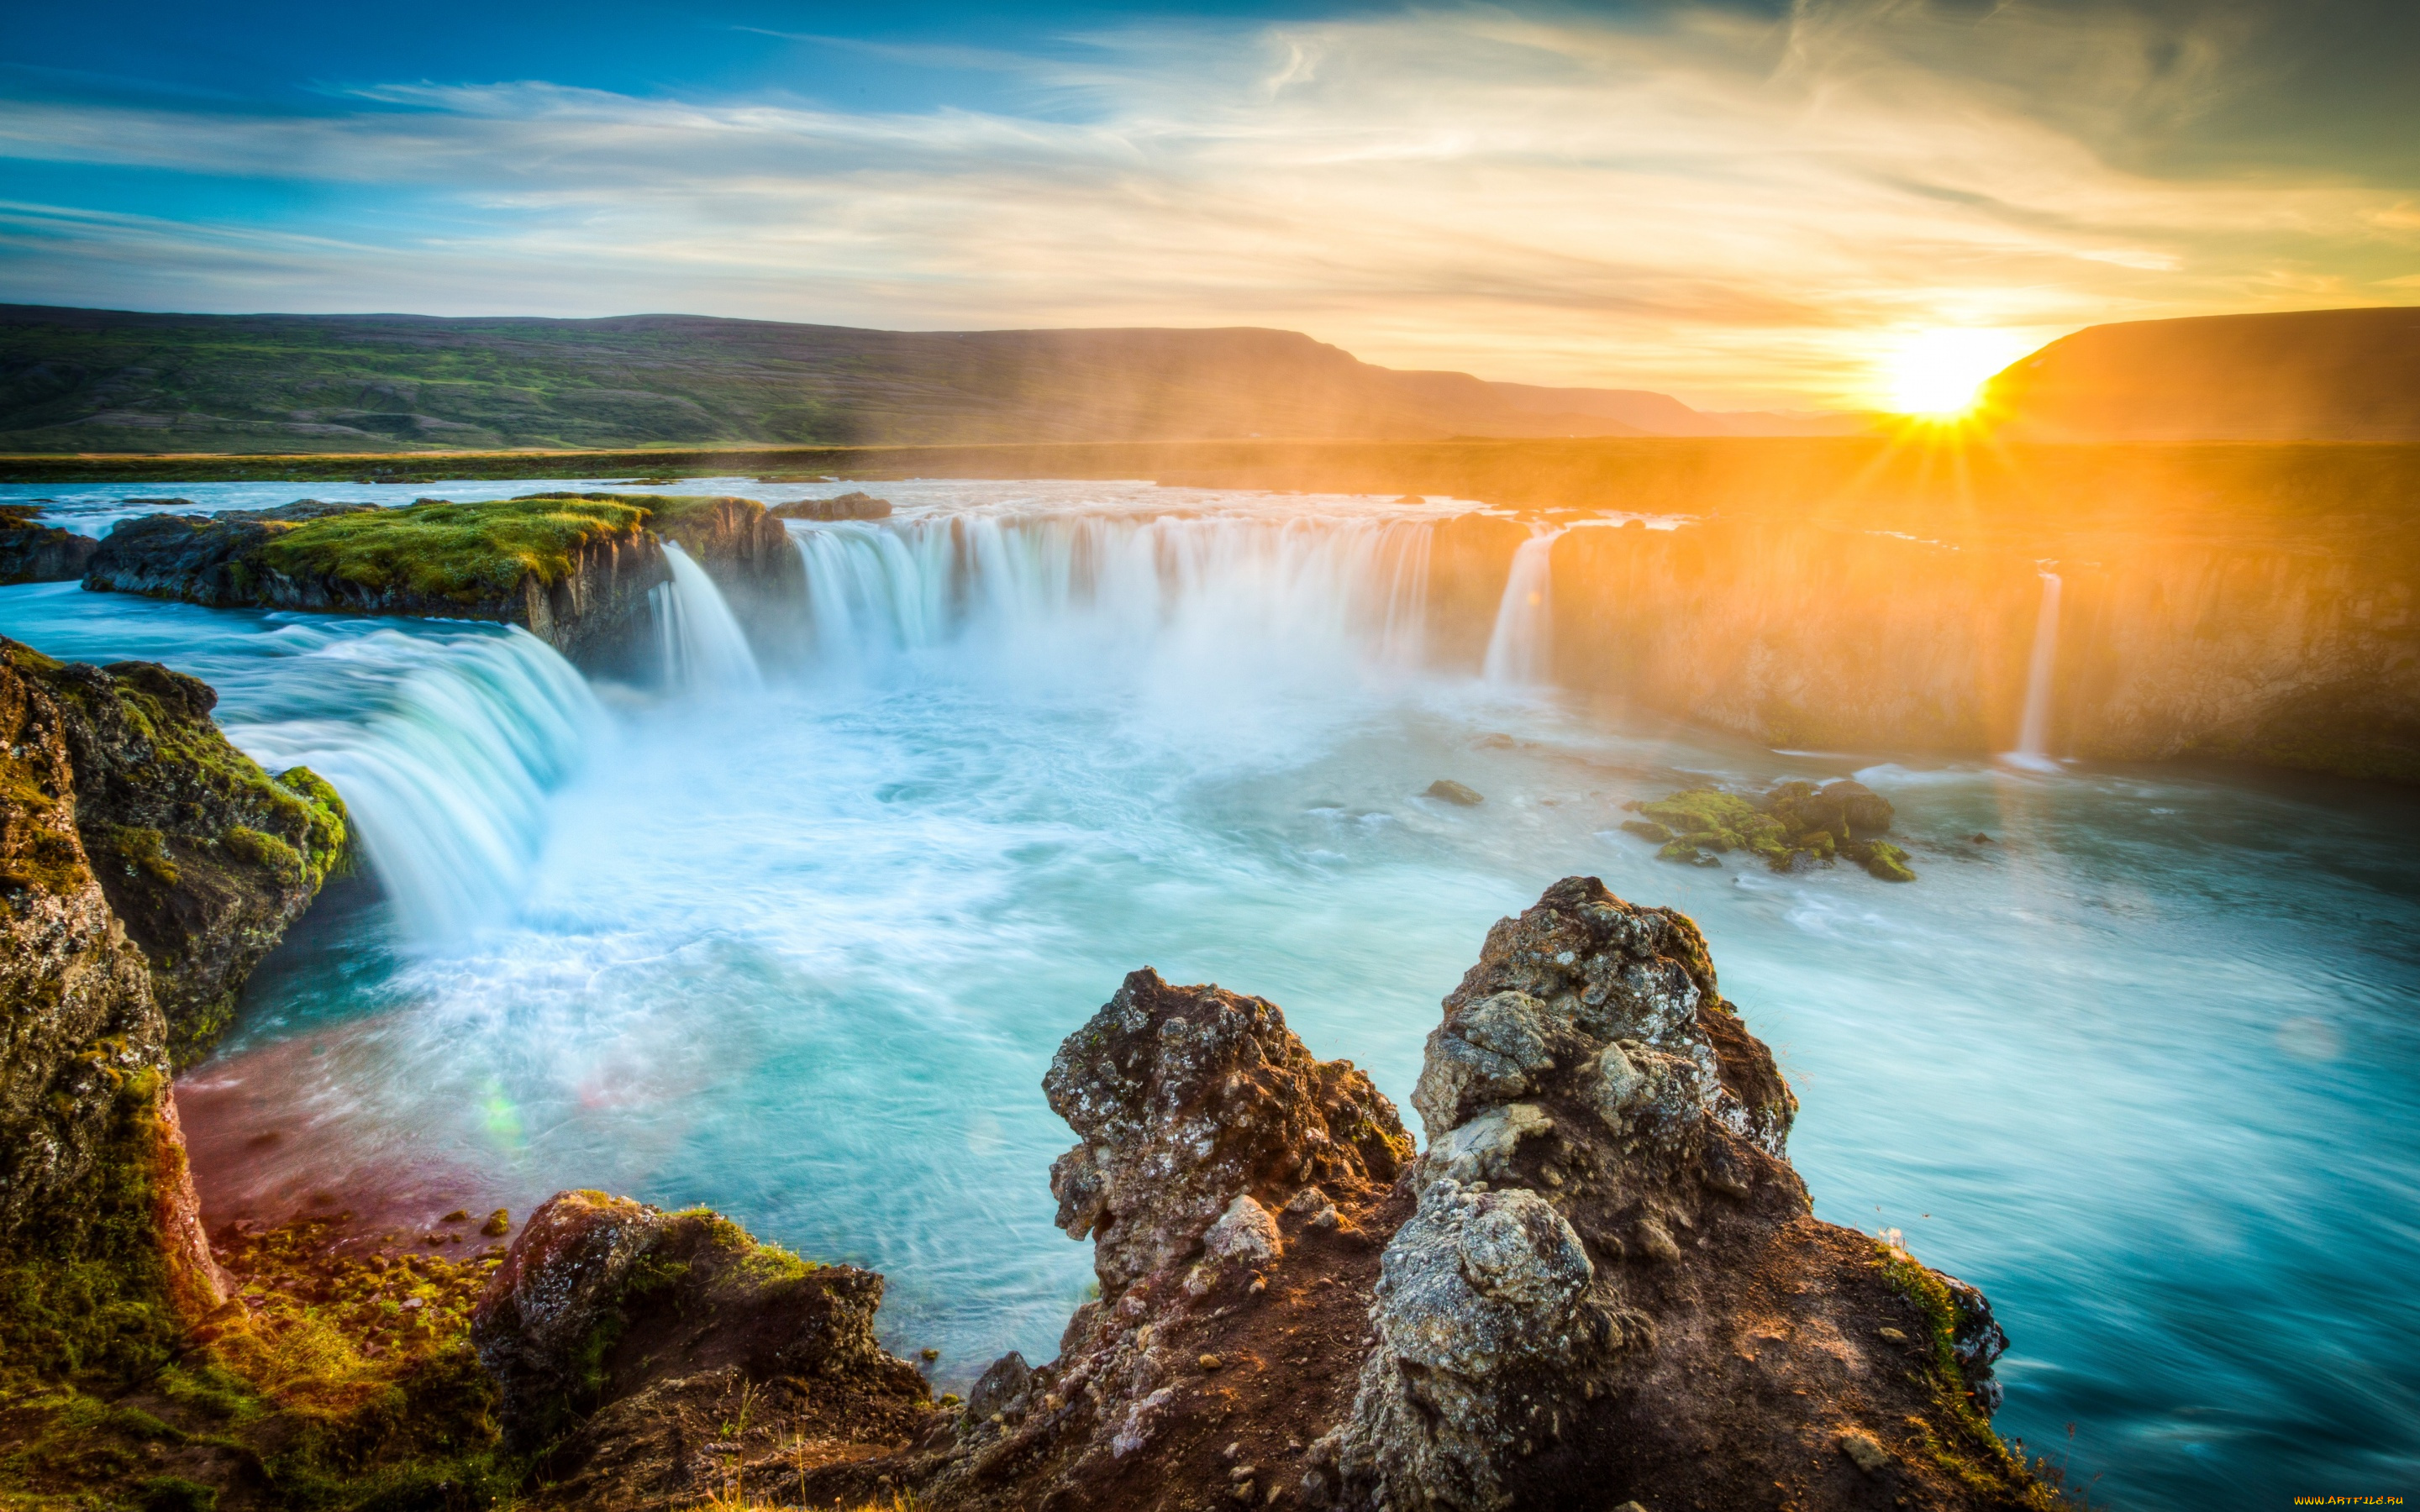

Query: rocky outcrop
[936,881,2039,1512]
[1622,780,1915,881]
[442,883,2047,1512]
[7,641,351,1065]
[470,1189,933,1509]
[84,498,671,666]
[0,642,323,1378]
[0,505,98,584]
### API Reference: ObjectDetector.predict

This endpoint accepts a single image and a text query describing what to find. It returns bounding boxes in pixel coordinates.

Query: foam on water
[3,481,2416,1510]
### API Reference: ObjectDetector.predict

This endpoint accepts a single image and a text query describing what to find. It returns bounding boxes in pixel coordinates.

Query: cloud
[0,3,2412,407]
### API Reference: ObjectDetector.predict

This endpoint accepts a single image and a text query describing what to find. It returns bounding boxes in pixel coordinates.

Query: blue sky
[2,0,2414,407]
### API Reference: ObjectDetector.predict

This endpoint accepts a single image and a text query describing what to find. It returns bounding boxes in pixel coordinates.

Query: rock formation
[19,646,350,1063]
[84,497,670,665]
[390,880,2054,1509]
[470,1190,934,1509]
[0,504,98,584]
[1,638,348,1378]
[771,491,892,521]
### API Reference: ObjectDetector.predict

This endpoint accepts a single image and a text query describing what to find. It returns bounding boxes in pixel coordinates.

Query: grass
[256,496,650,604]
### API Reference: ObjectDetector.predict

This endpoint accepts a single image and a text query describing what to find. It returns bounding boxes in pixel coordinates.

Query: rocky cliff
[471,879,2053,1511]
[0,636,349,1385]
[84,496,671,667]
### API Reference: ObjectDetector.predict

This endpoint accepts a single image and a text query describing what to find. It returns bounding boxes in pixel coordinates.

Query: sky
[1,0,2415,410]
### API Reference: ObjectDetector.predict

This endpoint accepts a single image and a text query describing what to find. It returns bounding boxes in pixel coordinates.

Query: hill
[0,305,1844,453]
[1982,306,2420,442]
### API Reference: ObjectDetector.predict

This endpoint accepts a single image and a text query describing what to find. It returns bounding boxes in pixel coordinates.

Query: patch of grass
[257,496,650,603]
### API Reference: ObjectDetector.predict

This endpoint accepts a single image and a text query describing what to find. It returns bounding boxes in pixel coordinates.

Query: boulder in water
[1426,779,1486,806]
[0,506,99,585]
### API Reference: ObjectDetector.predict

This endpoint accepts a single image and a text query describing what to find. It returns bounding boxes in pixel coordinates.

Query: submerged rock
[1425,779,1486,806]
[1626,778,1914,880]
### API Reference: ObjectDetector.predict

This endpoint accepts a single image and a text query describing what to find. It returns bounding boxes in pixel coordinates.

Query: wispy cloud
[0,3,2412,407]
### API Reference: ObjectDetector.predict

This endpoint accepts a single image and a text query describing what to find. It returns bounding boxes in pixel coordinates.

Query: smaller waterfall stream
[653,543,763,695]
[2006,570,2063,772]
[1482,528,1564,685]
[227,628,608,943]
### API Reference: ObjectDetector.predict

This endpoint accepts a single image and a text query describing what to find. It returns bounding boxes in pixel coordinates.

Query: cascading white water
[224,626,608,942]
[785,512,1436,685]
[2007,570,2063,771]
[1482,528,1564,685]
[653,542,763,694]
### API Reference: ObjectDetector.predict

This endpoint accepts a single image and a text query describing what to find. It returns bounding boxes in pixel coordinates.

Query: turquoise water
[5,480,2416,1509]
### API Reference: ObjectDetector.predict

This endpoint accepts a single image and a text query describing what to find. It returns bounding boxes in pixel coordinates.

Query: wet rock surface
[1623,779,1918,880]
[0,504,99,584]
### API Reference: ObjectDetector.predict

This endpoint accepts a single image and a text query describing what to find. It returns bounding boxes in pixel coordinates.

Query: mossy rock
[257,496,650,603]
[1627,780,1913,880]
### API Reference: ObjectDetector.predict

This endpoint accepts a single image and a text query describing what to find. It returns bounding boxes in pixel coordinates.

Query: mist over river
[5,478,2417,1509]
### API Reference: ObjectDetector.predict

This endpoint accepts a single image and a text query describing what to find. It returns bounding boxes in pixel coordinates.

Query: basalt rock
[84,498,671,668]
[8,641,352,1066]
[0,505,99,584]
[471,1189,933,1507]
[1326,876,2028,1510]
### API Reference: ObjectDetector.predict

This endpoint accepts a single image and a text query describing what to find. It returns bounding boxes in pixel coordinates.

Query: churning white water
[1482,527,1561,685]
[2006,570,2064,771]
[4,479,2416,1512]
[653,541,763,695]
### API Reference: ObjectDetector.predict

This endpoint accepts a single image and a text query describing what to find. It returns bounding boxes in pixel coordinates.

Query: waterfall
[2007,570,2064,771]
[653,542,763,695]
[224,627,607,943]
[1482,528,1564,685]
[783,513,1435,683]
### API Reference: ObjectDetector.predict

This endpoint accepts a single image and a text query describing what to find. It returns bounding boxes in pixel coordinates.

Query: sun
[1879,328,2031,418]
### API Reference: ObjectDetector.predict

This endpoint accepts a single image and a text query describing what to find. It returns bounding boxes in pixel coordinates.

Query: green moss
[256,496,650,604]
[1850,839,1917,882]
[224,825,304,881]
[96,824,181,887]
[1874,1242,2070,1509]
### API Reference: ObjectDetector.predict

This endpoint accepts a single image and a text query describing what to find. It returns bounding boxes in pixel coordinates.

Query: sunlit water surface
[4,477,2416,1510]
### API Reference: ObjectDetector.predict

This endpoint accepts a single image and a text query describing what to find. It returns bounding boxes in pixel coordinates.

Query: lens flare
[1880,328,2031,417]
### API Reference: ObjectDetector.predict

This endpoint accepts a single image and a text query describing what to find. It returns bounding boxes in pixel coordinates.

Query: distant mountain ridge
[1982,306,2420,443]
[0,305,1853,453]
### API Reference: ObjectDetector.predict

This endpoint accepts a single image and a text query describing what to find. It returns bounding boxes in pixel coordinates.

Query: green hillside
[0,305,1770,454]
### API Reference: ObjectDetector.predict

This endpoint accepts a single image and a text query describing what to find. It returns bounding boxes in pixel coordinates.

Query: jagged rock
[1325,875,2029,1512]
[471,1189,929,1457]
[0,506,99,585]
[1044,967,1412,1293]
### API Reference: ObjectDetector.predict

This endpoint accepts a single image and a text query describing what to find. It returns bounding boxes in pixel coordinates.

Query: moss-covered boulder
[1624,778,1913,880]
[86,497,669,664]
[7,641,352,1065]
[471,1190,933,1499]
